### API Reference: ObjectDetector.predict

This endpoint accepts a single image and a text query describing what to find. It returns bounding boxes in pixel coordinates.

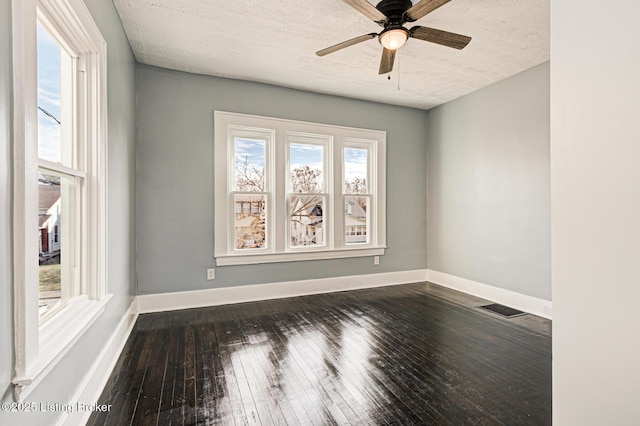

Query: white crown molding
[426,269,552,319]
[136,269,429,314]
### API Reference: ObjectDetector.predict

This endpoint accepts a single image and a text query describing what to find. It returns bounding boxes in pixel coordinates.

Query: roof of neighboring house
[345,215,366,227]
[39,214,51,228]
[345,198,366,219]
[39,184,60,211]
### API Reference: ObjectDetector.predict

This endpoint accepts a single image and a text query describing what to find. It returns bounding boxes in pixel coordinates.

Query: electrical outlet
[374,256,380,266]
[207,268,215,280]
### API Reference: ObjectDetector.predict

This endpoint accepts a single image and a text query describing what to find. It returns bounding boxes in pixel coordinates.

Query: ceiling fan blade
[404,0,451,22]
[316,33,378,57]
[410,26,471,49]
[378,48,396,75]
[343,0,388,23]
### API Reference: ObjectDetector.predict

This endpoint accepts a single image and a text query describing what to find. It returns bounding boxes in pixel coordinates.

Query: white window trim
[11,0,109,401]
[227,125,275,255]
[214,111,386,266]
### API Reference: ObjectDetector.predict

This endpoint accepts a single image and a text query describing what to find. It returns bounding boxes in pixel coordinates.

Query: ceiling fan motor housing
[376,0,413,24]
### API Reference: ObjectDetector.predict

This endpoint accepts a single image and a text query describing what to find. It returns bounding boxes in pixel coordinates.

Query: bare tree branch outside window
[235,156,265,192]
[289,166,324,246]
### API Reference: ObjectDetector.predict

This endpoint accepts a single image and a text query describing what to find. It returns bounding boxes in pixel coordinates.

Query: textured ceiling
[113,0,549,110]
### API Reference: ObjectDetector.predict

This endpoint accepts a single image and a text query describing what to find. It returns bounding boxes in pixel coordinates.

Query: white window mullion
[273,130,286,252]
[373,140,386,249]
[76,57,93,298]
[324,139,334,249]
[334,140,344,248]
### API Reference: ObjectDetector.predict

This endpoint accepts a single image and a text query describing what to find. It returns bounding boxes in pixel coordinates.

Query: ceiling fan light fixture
[379,28,408,50]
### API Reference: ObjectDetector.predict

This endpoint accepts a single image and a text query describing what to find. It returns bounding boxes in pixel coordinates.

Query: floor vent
[479,303,526,318]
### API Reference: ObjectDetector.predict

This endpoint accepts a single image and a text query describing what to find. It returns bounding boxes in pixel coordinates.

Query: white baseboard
[47,268,548,426]
[426,269,552,319]
[58,299,139,426]
[136,269,551,319]
[136,269,429,314]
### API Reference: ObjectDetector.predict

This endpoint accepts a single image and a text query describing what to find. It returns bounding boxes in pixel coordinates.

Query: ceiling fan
[316,0,471,74]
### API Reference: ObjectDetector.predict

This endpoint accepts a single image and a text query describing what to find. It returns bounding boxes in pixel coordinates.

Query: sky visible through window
[290,143,322,171]
[235,139,265,168]
[37,22,62,163]
[344,147,367,183]
[235,139,368,181]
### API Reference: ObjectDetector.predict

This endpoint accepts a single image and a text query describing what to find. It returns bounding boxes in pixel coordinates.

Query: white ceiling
[113,0,549,110]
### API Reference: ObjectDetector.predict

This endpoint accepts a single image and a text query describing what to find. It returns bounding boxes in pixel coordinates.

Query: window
[287,134,329,249]
[230,127,273,251]
[214,111,386,266]
[12,0,108,400]
[36,21,84,321]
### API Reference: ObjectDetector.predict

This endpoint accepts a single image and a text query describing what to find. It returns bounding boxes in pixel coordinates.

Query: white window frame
[342,140,375,246]
[11,0,109,401]
[214,111,386,266]
[285,132,332,251]
[227,125,275,254]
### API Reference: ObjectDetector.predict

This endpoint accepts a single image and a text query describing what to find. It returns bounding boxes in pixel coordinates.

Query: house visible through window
[214,111,386,266]
[12,0,109,400]
[37,22,83,319]
[287,136,328,249]
[344,146,370,244]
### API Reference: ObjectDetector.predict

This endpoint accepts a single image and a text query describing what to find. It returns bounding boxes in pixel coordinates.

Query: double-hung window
[36,20,84,321]
[214,111,386,266]
[12,0,108,400]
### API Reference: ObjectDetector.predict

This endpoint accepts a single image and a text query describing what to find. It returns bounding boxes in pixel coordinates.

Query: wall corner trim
[426,269,552,319]
[136,269,429,314]
[59,299,139,426]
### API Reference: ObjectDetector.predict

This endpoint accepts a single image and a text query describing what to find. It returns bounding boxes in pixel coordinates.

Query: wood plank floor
[88,282,551,425]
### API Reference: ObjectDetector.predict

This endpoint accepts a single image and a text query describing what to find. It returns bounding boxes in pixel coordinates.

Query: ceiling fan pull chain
[397,51,400,91]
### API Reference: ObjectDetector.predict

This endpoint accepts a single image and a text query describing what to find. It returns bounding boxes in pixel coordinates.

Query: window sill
[12,294,112,401]
[216,246,386,266]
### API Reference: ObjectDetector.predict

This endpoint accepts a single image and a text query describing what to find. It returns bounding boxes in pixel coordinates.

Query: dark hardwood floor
[88,282,551,425]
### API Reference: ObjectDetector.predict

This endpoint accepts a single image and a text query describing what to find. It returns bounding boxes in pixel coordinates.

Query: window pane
[38,171,81,319]
[290,143,323,193]
[344,148,368,194]
[38,172,61,316]
[234,194,266,249]
[37,22,62,163]
[234,138,265,192]
[345,196,369,244]
[290,195,325,247]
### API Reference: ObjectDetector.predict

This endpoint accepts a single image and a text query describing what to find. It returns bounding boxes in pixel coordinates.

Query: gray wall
[551,1,640,423]
[426,62,551,301]
[136,64,428,294]
[0,0,137,424]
